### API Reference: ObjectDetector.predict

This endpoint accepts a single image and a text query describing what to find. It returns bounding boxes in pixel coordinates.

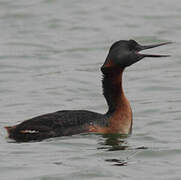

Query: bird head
[101,39,171,72]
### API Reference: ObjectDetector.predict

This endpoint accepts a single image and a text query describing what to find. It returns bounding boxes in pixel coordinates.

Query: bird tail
[4,126,16,137]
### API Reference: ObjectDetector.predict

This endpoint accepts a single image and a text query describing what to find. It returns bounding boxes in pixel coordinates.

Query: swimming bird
[5,40,170,142]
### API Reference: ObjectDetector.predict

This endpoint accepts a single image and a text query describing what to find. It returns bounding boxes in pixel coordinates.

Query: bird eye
[128,40,138,50]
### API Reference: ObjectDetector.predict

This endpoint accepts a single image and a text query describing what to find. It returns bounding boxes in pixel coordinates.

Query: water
[0,0,180,179]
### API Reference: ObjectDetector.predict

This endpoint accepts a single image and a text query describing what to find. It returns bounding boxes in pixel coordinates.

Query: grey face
[106,39,170,68]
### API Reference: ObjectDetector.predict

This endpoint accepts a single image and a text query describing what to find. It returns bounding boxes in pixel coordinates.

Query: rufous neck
[101,66,125,115]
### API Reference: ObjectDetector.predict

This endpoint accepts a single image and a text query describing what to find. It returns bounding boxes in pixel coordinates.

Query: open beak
[137,42,171,58]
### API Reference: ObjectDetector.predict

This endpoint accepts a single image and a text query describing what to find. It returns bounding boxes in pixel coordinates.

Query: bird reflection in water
[98,133,147,166]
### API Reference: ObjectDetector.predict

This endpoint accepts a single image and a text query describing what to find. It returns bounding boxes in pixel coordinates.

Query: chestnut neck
[101,66,125,115]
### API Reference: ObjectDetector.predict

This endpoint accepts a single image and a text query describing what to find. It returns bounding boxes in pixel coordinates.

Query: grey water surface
[0,0,180,179]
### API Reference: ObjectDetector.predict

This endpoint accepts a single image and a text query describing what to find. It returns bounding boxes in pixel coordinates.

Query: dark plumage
[7,110,108,142]
[5,39,170,142]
